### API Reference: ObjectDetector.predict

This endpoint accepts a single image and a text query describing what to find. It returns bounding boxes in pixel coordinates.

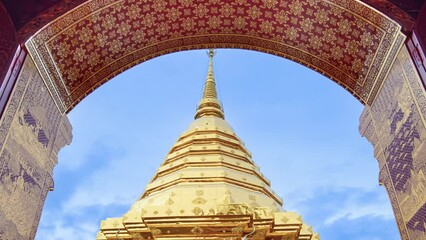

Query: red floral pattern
[26,0,403,112]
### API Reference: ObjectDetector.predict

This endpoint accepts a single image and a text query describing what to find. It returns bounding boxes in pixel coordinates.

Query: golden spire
[194,49,225,119]
[97,48,319,240]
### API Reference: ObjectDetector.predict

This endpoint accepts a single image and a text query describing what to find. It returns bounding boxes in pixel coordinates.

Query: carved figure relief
[0,57,72,240]
[360,46,426,239]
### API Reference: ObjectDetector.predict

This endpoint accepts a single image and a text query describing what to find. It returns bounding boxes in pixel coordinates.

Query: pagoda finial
[194,49,225,119]
[208,48,215,58]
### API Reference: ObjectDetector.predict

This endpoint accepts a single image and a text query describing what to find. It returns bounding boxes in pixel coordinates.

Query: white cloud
[252,139,380,208]
[36,211,98,240]
[324,192,394,226]
[62,152,156,214]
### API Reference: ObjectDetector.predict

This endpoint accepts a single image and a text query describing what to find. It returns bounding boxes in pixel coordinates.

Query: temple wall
[0,56,72,240]
[359,45,426,240]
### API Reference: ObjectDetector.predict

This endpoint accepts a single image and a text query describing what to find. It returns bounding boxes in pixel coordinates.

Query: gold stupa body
[97,50,319,240]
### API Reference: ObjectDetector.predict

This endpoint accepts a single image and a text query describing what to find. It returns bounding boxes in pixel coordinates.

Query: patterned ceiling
[7,0,421,41]
[25,0,405,113]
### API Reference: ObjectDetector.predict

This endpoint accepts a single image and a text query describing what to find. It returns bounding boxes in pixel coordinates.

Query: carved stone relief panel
[0,56,72,240]
[360,45,426,240]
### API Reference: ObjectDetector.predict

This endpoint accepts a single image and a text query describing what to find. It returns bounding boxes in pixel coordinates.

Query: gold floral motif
[151,228,162,235]
[79,27,93,43]
[142,14,157,28]
[284,27,299,41]
[156,22,171,36]
[72,48,86,62]
[166,198,174,205]
[192,207,204,215]
[191,226,204,235]
[167,7,181,21]
[262,0,276,9]
[126,4,141,19]
[117,22,131,36]
[300,18,314,33]
[247,6,261,19]
[141,209,147,216]
[192,196,207,204]
[231,226,244,234]
[233,16,246,29]
[181,18,195,31]
[289,1,304,15]
[260,21,273,34]
[248,195,256,201]
[179,0,193,7]
[101,14,116,30]
[220,3,234,17]
[208,16,222,29]
[165,208,173,215]
[314,9,329,24]
[131,233,144,239]
[338,18,352,35]
[153,0,167,12]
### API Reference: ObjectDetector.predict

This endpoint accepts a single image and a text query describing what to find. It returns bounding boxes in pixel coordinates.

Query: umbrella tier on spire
[195,49,225,119]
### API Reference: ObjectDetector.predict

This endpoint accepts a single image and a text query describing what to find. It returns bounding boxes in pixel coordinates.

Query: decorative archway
[0,0,425,239]
[25,0,405,112]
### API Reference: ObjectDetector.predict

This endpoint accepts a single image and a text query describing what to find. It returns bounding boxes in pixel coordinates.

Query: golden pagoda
[97,50,319,240]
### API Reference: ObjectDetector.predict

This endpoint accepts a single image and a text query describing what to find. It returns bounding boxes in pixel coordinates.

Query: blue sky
[35,49,399,239]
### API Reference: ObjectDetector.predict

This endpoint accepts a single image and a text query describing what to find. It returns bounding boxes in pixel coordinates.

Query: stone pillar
[0,55,72,240]
[359,45,426,240]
